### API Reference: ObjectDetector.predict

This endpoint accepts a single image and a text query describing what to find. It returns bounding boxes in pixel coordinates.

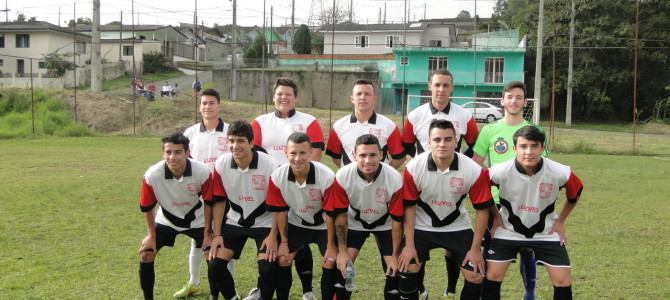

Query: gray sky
[6,0,496,27]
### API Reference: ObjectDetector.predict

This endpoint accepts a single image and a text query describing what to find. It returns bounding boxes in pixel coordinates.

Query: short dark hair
[287,132,311,145]
[354,79,376,94]
[162,132,190,151]
[503,81,526,97]
[428,119,456,136]
[513,125,545,146]
[354,134,381,151]
[428,69,454,83]
[274,78,298,97]
[201,88,221,102]
[227,120,254,142]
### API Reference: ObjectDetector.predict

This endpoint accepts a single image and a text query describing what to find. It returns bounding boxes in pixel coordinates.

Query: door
[17,59,24,75]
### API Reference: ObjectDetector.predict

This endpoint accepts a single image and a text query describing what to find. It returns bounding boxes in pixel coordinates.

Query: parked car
[461,101,503,123]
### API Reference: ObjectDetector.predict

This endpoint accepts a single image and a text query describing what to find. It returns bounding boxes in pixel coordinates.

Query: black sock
[294,247,314,294]
[384,275,400,300]
[209,258,237,300]
[460,280,482,300]
[258,259,278,300]
[139,262,154,300]
[445,256,460,293]
[482,279,501,300]
[276,265,293,300]
[207,259,217,298]
[320,267,336,300]
[417,263,426,292]
[554,286,572,300]
[334,270,351,300]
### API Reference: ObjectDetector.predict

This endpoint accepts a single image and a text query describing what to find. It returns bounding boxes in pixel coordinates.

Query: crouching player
[398,119,493,300]
[482,125,583,300]
[264,132,338,300]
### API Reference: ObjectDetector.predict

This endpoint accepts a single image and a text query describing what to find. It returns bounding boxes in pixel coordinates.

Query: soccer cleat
[442,290,456,300]
[419,287,429,300]
[522,292,535,300]
[242,287,260,300]
[302,291,317,300]
[173,283,200,298]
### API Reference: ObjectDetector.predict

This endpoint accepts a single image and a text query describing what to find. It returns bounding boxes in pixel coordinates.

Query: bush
[143,52,171,73]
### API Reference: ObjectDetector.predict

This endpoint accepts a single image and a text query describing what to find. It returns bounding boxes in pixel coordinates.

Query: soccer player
[482,125,583,300]
[264,132,338,300]
[472,81,545,300]
[137,133,212,300]
[398,119,493,300]
[324,134,405,300]
[401,69,479,298]
[250,77,325,300]
[174,88,230,298]
[326,79,405,169]
[204,120,278,300]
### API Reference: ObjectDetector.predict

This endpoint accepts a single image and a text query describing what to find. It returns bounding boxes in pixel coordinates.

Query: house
[246,27,286,55]
[0,21,91,77]
[391,30,526,113]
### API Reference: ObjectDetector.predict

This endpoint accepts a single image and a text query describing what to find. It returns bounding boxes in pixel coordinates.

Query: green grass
[98,71,186,91]
[0,137,669,299]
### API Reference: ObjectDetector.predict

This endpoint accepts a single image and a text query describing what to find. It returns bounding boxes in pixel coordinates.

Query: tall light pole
[565,0,575,127]
[533,0,544,125]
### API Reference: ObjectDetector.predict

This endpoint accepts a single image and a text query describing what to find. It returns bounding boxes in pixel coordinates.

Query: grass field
[1,137,669,299]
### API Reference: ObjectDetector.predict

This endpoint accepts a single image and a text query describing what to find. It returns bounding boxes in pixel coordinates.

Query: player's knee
[278,255,292,267]
[485,265,506,282]
[208,257,229,272]
[139,249,156,262]
[550,272,572,287]
[398,271,419,295]
[463,269,484,284]
[258,259,277,278]
[322,257,336,269]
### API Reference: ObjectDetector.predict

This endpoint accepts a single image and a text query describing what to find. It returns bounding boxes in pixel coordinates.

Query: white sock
[189,239,202,286]
[227,258,236,275]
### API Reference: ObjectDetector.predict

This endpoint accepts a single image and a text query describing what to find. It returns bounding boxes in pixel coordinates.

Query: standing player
[398,119,492,300]
[204,121,278,300]
[324,134,405,300]
[249,78,324,300]
[264,132,338,300]
[137,133,211,300]
[482,125,583,300]
[472,81,546,300]
[326,79,405,169]
[401,69,479,299]
[174,88,229,298]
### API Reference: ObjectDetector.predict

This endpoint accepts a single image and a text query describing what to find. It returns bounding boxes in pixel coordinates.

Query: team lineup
[137,71,584,300]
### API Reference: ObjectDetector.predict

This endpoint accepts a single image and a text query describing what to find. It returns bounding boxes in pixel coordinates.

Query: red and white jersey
[265,161,335,230]
[402,102,479,154]
[489,158,583,241]
[324,162,404,231]
[140,159,211,230]
[251,110,325,165]
[204,151,278,228]
[404,152,493,232]
[326,112,405,165]
[183,119,230,170]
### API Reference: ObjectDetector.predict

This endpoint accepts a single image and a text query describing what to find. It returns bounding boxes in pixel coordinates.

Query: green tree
[243,35,270,67]
[292,24,312,54]
[142,52,169,73]
[42,52,75,77]
[311,33,324,55]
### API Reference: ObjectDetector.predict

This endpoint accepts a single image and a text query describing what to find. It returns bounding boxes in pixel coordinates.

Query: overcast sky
[5,0,496,27]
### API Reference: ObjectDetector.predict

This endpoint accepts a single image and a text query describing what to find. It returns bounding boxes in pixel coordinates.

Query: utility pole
[532,0,544,125]
[349,0,353,22]
[58,6,61,26]
[423,3,426,20]
[262,0,267,113]
[384,2,386,24]
[230,0,237,100]
[378,7,381,23]
[633,0,640,150]
[565,0,575,127]
[291,0,295,53]
[119,11,123,62]
[91,0,102,92]
[73,2,78,122]
[194,0,199,124]
[2,0,9,22]
[131,0,136,135]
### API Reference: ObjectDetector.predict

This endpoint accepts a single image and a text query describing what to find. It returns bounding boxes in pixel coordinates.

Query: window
[485,57,505,83]
[0,59,3,66]
[75,41,86,54]
[38,62,45,69]
[0,34,4,48]
[400,56,409,65]
[123,45,134,56]
[429,40,442,47]
[385,35,400,48]
[16,34,30,48]
[355,35,369,48]
[428,56,448,73]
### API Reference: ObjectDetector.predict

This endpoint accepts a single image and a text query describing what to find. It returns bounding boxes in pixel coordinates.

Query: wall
[0,74,64,88]
[325,31,422,55]
[212,69,378,110]
[62,62,127,88]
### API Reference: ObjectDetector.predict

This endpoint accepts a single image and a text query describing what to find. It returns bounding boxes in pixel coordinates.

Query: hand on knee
[278,255,293,267]
[463,269,485,284]
[139,249,156,263]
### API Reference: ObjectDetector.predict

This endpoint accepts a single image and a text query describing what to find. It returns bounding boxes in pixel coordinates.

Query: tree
[15,13,26,22]
[68,17,92,27]
[243,35,270,67]
[311,32,324,55]
[292,24,312,54]
[457,10,472,19]
[143,52,170,73]
[318,4,349,26]
[42,52,75,77]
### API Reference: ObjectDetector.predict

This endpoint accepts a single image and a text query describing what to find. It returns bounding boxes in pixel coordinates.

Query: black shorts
[347,229,394,256]
[486,238,571,267]
[414,229,474,270]
[222,224,271,260]
[288,224,327,255]
[155,223,204,251]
